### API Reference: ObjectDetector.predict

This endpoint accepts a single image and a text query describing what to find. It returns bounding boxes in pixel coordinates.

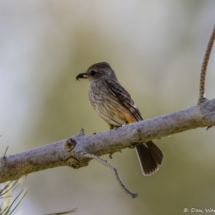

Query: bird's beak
[76,72,89,81]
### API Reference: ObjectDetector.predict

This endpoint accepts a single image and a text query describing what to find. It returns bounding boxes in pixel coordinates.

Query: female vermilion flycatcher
[76,62,164,176]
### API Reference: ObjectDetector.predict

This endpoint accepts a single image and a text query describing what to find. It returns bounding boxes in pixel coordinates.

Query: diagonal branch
[83,153,138,198]
[199,25,215,102]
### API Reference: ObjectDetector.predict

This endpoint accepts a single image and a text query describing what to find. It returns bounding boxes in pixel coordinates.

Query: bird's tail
[135,141,164,176]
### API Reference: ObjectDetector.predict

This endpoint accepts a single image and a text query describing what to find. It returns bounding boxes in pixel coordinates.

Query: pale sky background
[0,1,215,215]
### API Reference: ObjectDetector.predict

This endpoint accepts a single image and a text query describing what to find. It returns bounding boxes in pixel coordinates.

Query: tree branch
[83,153,138,198]
[199,25,215,102]
[0,26,215,198]
[1,98,215,185]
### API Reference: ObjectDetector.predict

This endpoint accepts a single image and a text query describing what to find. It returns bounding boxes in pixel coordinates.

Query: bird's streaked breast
[88,80,130,126]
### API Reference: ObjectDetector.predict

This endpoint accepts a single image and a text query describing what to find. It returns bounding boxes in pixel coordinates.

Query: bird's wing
[104,79,143,121]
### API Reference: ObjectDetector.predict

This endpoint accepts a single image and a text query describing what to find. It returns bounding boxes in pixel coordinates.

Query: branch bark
[1,98,215,184]
[0,25,215,197]
[199,25,215,101]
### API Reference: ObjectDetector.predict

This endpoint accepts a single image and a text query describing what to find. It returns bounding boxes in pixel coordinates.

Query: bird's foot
[115,125,122,130]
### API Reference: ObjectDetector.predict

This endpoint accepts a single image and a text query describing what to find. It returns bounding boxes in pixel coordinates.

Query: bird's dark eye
[91,70,96,76]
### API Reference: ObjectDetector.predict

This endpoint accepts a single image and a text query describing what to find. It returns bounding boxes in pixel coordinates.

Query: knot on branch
[65,129,89,168]
[66,156,89,169]
[129,128,143,148]
[65,138,77,152]
[64,129,86,152]
[67,158,80,169]
[133,128,142,141]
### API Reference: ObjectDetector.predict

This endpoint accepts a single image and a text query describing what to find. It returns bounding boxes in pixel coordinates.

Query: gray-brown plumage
[76,62,164,175]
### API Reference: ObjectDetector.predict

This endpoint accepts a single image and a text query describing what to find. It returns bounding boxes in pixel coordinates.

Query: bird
[76,62,164,175]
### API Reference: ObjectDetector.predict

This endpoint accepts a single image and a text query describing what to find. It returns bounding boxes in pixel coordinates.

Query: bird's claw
[115,125,122,130]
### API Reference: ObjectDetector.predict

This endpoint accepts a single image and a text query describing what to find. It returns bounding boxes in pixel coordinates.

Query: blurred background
[0,0,215,214]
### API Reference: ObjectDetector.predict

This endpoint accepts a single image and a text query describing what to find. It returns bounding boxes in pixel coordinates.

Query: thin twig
[43,207,77,215]
[199,25,215,102]
[3,146,9,158]
[83,153,138,198]
[0,146,9,166]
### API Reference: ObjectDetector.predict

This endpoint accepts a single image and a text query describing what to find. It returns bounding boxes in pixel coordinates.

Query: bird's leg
[115,125,122,130]
[110,123,125,131]
[115,121,128,130]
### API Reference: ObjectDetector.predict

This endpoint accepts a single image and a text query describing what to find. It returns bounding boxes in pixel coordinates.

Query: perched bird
[76,62,164,175]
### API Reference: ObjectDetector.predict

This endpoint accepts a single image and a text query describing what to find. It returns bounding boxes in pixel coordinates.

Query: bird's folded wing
[104,79,143,121]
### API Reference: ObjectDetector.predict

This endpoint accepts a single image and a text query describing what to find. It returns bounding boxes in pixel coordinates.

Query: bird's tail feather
[135,141,164,176]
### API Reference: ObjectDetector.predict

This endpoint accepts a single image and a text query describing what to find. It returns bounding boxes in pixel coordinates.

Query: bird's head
[76,62,117,81]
